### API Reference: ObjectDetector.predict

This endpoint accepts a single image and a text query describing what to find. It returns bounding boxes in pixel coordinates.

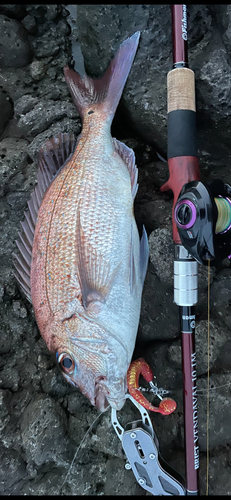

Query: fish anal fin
[140,226,149,286]
[113,138,138,199]
[130,223,136,293]
[130,224,149,293]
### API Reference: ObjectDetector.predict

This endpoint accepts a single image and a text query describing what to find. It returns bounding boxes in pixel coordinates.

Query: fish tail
[63,31,140,122]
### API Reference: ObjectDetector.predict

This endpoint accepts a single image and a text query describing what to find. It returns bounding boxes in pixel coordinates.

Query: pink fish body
[13,32,149,411]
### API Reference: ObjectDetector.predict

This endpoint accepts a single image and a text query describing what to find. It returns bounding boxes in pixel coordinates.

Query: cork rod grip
[167,67,196,113]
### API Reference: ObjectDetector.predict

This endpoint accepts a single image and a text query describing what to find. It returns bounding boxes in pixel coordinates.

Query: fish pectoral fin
[80,257,120,310]
[76,213,120,310]
[55,298,85,322]
[113,138,138,200]
[140,225,149,286]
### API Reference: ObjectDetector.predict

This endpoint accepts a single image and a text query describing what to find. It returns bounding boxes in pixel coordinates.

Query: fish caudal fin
[13,133,76,301]
[63,31,140,122]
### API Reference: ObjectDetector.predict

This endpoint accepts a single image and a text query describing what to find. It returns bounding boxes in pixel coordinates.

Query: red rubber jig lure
[127,357,177,415]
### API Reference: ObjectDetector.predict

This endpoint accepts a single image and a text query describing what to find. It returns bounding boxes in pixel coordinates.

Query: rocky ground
[0,3,231,496]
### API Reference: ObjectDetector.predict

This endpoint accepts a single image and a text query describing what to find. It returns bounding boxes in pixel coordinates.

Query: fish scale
[14,32,149,411]
[33,142,123,317]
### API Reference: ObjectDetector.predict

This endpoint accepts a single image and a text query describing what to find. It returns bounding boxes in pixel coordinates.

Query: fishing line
[197,382,231,394]
[206,259,210,496]
[59,407,108,494]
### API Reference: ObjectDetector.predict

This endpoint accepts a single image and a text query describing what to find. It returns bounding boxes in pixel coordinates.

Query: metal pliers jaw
[111,394,185,496]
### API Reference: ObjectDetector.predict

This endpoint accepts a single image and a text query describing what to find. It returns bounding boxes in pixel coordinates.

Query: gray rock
[14,94,39,118]
[0,67,34,102]
[46,5,62,21]
[17,99,79,138]
[31,34,60,60]
[36,75,71,101]
[212,338,231,372]
[198,451,231,495]
[59,452,107,495]
[168,319,230,376]
[0,445,27,494]
[0,221,22,265]
[12,300,27,318]
[20,393,69,467]
[195,320,230,375]
[0,90,13,136]
[198,373,231,451]
[21,14,37,35]
[135,193,172,233]
[211,270,231,330]
[21,466,67,495]
[0,5,26,21]
[0,138,28,195]
[41,367,70,398]
[0,322,13,354]
[222,5,231,52]
[0,266,17,299]
[0,389,11,432]
[6,190,31,214]
[138,265,179,340]
[0,364,20,391]
[27,116,81,161]
[86,410,125,459]
[149,227,174,285]
[0,117,25,141]
[0,278,4,301]
[105,457,142,495]
[0,138,29,196]
[0,15,32,68]
[30,19,70,60]
[29,60,47,81]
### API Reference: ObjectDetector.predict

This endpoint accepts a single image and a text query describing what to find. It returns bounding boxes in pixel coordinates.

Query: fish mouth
[95,380,110,412]
[95,377,126,412]
[106,396,125,411]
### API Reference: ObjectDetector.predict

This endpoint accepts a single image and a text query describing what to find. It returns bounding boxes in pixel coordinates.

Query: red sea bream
[13,32,149,411]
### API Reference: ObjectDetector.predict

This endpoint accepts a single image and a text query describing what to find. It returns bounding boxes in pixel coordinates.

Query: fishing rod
[111,5,231,495]
[161,4,200,495]
[161,4,231,495]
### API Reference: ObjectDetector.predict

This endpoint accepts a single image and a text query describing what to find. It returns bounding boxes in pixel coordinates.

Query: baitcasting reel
[174,179,231,266]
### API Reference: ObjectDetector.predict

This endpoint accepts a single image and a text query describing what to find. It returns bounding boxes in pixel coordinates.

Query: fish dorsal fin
[112,138,138,199]
[13,132,77,302]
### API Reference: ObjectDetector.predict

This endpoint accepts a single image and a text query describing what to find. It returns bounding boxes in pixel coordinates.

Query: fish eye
[57,352,75,375]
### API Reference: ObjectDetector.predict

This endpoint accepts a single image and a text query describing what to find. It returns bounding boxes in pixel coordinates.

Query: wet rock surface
[0,3,230,496]
[0,14,32,68]
[0,89,13,136]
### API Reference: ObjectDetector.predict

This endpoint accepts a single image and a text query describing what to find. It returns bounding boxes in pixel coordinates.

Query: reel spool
[174,179,231,266]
